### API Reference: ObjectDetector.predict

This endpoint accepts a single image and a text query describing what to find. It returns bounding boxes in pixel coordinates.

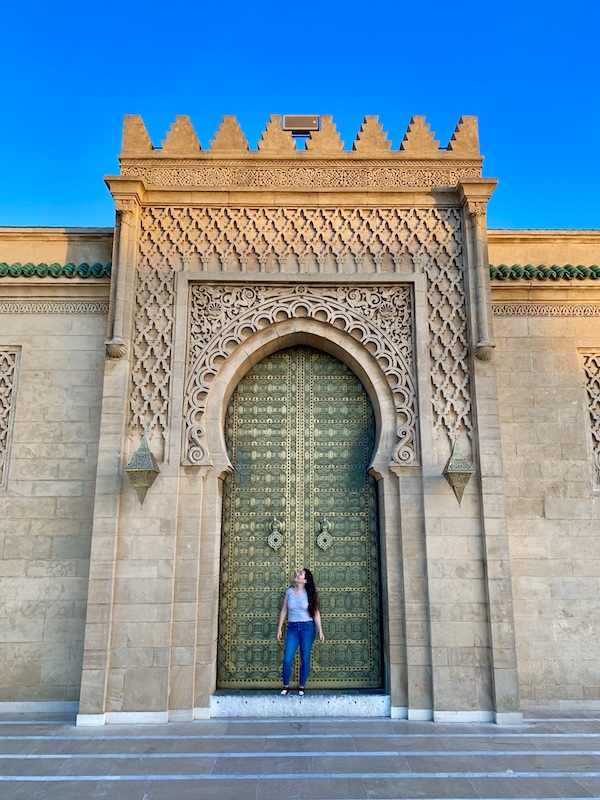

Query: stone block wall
[0,309,107,705]
[495,312,600,707]
[0,228,111,707]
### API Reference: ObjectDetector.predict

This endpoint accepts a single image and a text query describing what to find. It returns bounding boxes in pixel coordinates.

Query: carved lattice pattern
[185,283,416,466]
[424,215,472,449]
[218,346,382,688]
[0,350,19,489]
[133,206,471,454]
[582,353,600,485]
[129,247,174,454]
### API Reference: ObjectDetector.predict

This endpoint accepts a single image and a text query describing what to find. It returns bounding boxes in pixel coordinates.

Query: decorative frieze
[493,304,600,316]
[121,163,482,190]
[0,349,19,489]
[580,352,600,486]
[0,301,109,315]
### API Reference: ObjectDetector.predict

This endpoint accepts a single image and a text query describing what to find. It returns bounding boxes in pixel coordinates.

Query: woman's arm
[313,609,325,643]
[276,593,288,641]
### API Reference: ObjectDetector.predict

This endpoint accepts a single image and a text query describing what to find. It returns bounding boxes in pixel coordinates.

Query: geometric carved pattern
[133,206,470,454]
[581,352,600,486]
[129,250,174,453]
[0,349,19,489]
[184,283,416,467]
[422,212,472,448]
[218,346,382,688]
[139,206,456,275]
[493,304,600,317]
[0,301,109,315]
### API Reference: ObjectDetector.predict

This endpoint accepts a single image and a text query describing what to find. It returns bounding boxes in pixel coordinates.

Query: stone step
[210,691,391,717]
[1,713,600,799]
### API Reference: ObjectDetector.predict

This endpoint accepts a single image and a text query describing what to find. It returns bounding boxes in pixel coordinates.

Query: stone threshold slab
[210,692,391,718]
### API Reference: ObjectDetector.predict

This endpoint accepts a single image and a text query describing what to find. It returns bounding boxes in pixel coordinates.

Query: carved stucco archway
[193,314,408,706]
[183,283,417,470]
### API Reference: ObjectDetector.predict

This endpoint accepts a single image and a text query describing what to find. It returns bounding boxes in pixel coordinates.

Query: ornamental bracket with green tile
[490,264,600,280]
[0,262,111,278]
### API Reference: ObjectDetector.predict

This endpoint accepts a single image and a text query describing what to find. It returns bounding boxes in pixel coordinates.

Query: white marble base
[390,706,408,719]
[407,708,433,721]
[168,709,194,722]
[433,710,495,723]
[0,701,78,714]
[210,693,391,718]
[76,713,105,727]
[76,711,169,726]
[495,711,524,725]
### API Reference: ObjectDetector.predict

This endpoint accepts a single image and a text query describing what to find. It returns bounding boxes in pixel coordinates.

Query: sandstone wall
[494,308,600,708]
[0,229,110,707]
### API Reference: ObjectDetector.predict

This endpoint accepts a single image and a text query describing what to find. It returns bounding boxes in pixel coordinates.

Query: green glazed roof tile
[0,262,111,278]
[490,264,600,280]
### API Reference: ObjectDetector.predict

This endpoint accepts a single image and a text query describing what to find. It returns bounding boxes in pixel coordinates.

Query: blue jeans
[282,621,316,687]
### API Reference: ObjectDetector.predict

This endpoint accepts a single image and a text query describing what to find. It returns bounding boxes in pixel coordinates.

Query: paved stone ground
[1,711,600,799]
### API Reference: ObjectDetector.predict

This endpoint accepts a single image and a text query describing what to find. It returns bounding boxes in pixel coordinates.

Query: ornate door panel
[218,346,382,688]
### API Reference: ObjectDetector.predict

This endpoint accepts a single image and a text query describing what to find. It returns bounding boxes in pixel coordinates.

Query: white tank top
[286,588,312,622]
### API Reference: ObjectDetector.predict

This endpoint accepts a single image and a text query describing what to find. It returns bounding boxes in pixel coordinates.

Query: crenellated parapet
[117,113,484,191]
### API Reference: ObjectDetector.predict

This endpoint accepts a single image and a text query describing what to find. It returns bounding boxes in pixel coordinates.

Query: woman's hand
[318,631,325,644]
[277,628,283,641]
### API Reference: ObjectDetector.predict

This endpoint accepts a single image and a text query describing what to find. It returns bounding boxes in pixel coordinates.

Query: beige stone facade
[0,114,598,722]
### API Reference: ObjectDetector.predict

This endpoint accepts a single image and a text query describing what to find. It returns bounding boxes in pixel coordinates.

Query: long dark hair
[304,568,320,618]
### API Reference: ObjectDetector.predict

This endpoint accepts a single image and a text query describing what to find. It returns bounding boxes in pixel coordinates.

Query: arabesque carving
[121,163,482,189]
[493,303,600,317]
[131,206,471,456]
[0,349,19,489]
[183,284,417,467]
[581,352,600,485]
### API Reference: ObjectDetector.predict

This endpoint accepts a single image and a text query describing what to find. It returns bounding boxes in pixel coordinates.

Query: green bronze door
[217,346,382,688]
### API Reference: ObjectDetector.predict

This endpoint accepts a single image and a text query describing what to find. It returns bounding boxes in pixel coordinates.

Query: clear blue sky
[1,0,598,230]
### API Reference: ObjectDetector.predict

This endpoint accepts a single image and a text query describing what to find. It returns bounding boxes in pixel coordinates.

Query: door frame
[194,317,402,711]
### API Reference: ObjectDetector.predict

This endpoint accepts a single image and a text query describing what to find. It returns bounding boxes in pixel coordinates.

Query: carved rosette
[183,284,417,468]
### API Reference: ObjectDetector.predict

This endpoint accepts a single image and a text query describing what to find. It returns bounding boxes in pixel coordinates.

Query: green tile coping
[0,262,111,278]
[1,262,598,281]
[491,264,600,280]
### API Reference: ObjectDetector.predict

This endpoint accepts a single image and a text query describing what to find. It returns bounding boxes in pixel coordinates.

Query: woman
[277,568,325,696]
